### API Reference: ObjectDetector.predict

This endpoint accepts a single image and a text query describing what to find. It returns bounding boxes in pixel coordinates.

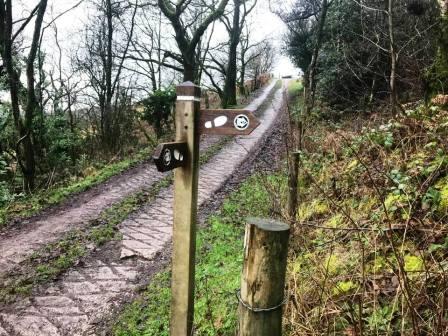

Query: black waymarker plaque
[153,142,188,172]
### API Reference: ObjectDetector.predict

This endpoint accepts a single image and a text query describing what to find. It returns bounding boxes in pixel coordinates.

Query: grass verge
[0,146,155,228]
[287,79,303,96]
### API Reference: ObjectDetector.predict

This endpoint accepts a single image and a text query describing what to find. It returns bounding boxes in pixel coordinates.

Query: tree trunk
[0,0,48,191]
[104,0,114,150]
[67,102,77,165]
[183,51,197,82]
[183,62,196,82]
[304,0,328,115]
[157,11,163,89]
[240,47,247,97]
[2,28,27,186]
[222,0,241,108]
[387,0,398,114]
[23,0,47,190]
[183,52,200,83]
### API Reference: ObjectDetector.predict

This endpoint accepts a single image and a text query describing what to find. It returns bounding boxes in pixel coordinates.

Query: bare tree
[201,40,228,100]
[0,0,48,191]
[246,40,275,90]
[76,0,138,151]
[127,7,182,93]
[221,0,257,107]
[238,29,262,96]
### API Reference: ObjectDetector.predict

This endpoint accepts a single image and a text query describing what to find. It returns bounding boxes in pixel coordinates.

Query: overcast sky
[20,0,299,77]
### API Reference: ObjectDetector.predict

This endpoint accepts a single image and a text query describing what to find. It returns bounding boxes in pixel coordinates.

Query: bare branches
[42,0,84,31]
[113,0,138,95]
[158,0,230,81]
[269,0,320,23]
[189,0,229,56]
[11,3,39,42]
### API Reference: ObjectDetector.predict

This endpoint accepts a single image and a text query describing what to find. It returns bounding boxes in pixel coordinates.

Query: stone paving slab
[0,81,281,336]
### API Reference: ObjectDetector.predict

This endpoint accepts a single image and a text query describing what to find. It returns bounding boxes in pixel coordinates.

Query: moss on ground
[280,99,448,334]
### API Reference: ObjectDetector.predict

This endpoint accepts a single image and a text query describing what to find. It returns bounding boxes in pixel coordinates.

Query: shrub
[0,156,12,207]
[141,87,176,139]
[43,113,81,173]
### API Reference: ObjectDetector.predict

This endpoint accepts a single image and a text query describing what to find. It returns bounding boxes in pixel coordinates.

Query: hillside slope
[282,96,448,335]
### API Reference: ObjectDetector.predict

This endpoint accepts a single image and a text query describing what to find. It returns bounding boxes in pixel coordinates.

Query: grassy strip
[275,79,283,89]
[112,172,276,336]
[0,146,156,227]
[287,79,303,94]
[199,137,231,165]
[0,136,231,304]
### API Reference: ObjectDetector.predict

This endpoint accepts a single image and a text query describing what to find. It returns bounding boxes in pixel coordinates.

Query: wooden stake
[239,218,290,336]
[170,82,201,336]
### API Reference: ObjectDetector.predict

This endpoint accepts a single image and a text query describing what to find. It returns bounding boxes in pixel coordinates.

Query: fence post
[170,82,201,336]
[238,217,290,336]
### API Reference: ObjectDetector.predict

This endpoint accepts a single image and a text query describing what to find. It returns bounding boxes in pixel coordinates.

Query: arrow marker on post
[199,109,260,135]
[153,142,188,172]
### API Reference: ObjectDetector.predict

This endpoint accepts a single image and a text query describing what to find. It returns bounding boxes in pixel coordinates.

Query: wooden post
[238,218,290,336]
[170,82,201,336]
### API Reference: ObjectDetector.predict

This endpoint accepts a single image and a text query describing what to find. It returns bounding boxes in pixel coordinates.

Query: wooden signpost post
[153,82,261,336]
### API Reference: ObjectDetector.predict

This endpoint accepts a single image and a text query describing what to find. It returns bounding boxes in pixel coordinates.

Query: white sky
[250,0,299,76]
[20,0,299,78]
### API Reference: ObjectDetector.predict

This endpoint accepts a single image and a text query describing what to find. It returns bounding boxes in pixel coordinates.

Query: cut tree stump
[238,217,290,336]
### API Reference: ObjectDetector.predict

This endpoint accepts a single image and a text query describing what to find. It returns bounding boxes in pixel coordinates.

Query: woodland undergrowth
[279,83,448,335]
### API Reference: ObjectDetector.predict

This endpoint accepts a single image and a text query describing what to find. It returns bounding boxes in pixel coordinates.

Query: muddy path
[0,81,277,278]
[0,81,285,336]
